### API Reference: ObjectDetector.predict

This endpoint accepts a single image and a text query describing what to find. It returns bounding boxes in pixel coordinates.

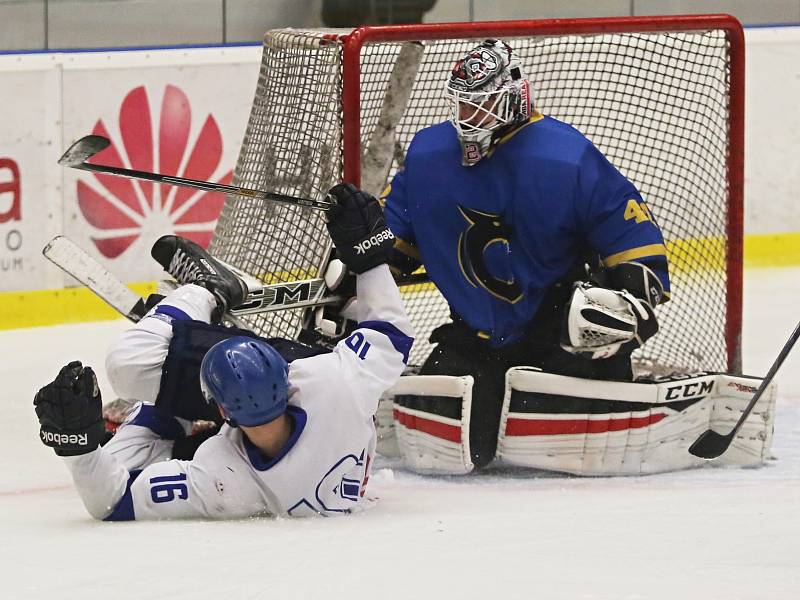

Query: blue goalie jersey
[384,112,670,347]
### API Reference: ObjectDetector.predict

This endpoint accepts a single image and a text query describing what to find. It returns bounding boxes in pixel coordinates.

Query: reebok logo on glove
[326,182,394,274]
[41,431,89,447]
[354,229,394,255]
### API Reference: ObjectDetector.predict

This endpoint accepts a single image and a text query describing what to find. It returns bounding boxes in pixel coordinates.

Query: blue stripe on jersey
[357,320,414,364]
[103,469,142,522]
[128,404,185,440]
[243,406,308,471]
[154,304,191,322]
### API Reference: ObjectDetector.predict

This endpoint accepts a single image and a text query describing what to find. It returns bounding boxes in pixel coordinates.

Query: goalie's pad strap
[497,368,775,475]
[156,320,326,422]
[383,375,474,475]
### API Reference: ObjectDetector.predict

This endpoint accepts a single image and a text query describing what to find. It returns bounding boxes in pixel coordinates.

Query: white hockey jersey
[64,266,413,520]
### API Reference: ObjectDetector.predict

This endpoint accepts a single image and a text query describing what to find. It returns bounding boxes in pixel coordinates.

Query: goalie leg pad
[387,375,475,475]
[375,390,400,458]
[496,368,775,475]
[711,374,776,466]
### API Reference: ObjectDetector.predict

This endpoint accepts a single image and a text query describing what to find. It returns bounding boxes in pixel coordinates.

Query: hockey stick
[43,236,149,321]
[360,41,424,197]
[688,320,800,459]
[43,236,430,322]
[58,135,333,211]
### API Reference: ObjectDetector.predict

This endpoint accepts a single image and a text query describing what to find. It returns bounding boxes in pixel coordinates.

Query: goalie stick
[58,135,333,211]
[43,236,429,322]
[689,320,800,459]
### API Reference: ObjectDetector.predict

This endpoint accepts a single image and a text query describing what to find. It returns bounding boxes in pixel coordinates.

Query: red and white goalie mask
[445,39,532,166]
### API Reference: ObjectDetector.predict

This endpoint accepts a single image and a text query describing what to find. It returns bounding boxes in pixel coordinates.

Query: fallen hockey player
[33,183,414,520]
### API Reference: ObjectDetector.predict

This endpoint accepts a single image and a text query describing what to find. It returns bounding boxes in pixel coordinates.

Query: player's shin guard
[496,368,775,475]
[381,375,475,475]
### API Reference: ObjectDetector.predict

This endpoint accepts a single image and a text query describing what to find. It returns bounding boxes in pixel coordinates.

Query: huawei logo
[76,85,232,258]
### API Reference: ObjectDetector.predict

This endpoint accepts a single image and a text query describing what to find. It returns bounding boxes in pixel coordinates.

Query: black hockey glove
[34,361,105,457]
[325,183,395,274]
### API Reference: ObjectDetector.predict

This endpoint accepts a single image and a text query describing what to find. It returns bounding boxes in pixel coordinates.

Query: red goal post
[212,14,744,375]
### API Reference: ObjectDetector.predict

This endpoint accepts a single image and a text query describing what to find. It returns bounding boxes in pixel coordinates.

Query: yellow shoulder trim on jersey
[394,236,421,260]
[378,182,392,207]
[602,244,668,267]
[486,111,545,158]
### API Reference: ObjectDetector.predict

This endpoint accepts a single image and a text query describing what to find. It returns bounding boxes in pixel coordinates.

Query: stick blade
[688,429,734,459]
[43,235,147,322]
[58,135,111,167]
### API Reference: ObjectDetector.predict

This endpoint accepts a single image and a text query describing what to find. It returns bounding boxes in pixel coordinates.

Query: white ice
[1,267,798,600]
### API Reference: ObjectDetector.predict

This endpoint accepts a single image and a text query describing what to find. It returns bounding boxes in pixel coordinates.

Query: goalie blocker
[377,369,775,476]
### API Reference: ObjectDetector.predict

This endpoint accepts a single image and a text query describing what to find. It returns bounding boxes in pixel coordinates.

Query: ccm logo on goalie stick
[41,431,89,446]
[354,229,394,255]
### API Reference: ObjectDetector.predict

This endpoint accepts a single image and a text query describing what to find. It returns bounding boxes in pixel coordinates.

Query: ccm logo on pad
[665,379,714,400]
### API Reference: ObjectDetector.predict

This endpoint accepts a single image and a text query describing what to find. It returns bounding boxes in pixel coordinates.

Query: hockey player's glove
[561,262,663,360]
[34,361,105,456]
[325,183,395,274]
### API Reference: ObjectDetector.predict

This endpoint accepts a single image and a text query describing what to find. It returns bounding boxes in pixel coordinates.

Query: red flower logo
[76,85,232,258]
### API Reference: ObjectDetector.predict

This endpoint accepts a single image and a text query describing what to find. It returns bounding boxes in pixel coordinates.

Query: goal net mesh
[211,24,737,375]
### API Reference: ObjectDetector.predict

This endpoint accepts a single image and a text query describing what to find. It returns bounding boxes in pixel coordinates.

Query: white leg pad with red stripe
[385,375,475,475]
[375,389,401,458]
[497,368,775,475]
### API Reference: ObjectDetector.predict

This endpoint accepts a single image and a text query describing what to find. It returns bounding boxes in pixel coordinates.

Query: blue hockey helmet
[200,337,289,427]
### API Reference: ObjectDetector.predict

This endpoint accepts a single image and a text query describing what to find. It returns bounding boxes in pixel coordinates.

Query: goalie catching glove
[561,261,664,359]
[34,361,105,456]
[326,183,395,274]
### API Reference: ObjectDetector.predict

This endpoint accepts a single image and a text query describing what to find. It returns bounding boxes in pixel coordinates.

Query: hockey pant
[104,284,326,462]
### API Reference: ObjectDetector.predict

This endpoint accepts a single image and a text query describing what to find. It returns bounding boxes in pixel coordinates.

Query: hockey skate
[151,235,248,320]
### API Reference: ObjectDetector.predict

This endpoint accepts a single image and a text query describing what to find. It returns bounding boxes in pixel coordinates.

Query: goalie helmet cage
[210,14,744,375]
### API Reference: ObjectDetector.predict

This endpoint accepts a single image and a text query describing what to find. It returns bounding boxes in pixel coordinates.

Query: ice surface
[1,268,798,599]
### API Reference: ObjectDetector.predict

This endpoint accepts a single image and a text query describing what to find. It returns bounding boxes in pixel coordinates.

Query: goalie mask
[445,39,532,166]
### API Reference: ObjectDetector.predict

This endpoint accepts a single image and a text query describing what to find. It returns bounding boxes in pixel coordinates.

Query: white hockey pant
[101,285,217,470]
[104,284,215,403]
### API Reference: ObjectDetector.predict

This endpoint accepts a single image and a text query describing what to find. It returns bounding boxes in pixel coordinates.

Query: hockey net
[210,16,744,375]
